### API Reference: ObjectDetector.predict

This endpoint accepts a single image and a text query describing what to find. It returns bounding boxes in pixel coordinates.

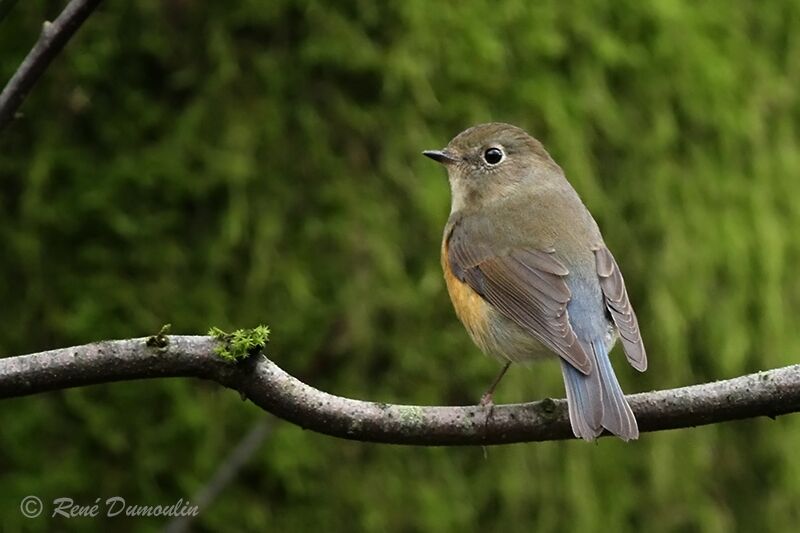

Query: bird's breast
[441,240,490,349]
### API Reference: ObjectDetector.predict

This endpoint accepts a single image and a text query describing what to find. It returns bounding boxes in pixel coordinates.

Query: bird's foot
[479,392,497,435]
[479,392,495,408]
[478,362,511,437]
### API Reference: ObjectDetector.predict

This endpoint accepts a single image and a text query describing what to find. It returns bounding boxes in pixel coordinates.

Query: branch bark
[0,0,103,132]
[0,335,798,444]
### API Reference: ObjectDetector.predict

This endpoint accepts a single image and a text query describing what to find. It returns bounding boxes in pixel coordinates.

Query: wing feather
[594,247,647,371]
[448,230,592,375]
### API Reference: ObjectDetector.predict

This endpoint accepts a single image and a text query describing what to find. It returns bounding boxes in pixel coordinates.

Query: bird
[423,122,647,441]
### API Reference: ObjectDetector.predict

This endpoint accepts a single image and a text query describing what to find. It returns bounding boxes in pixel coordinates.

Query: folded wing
[448,228,592,375]
[594,247,647,371]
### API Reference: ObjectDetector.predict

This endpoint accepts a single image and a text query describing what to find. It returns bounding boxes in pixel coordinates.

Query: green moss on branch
[208,325,270,362]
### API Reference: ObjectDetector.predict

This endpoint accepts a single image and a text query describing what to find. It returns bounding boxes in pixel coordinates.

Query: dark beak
[422,149,458,165]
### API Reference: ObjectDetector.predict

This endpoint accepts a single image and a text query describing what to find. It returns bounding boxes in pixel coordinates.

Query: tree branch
[165,417,272,533]
[0,0,103,132]
[0,336,798,444]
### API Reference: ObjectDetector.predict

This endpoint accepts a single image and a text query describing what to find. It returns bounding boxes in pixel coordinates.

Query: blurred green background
[2,0,800,531]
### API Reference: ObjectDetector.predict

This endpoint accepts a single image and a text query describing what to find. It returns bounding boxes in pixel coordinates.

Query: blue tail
[560,340,639,441]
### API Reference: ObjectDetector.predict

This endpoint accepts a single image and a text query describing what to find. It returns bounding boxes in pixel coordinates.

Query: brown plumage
[595,247,647,372]
[425,122,647,441]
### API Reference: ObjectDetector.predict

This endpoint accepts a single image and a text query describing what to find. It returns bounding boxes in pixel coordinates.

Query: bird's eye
[483,147,504,165]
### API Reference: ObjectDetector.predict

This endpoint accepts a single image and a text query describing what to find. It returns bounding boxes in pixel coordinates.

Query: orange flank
[441,239,491,353]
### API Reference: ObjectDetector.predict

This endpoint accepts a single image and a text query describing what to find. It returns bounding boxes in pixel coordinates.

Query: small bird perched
[424,123,647,441]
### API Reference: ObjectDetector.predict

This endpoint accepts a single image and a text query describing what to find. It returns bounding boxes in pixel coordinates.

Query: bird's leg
[479,361,511,407]
[480,361,512,439]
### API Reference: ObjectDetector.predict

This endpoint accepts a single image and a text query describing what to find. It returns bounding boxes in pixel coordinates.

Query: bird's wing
[594,247,647,371]
[448,227,592,375]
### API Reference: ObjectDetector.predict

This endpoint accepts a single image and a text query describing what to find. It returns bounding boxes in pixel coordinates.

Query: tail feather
[594,341,639,440]
[560,340,639,441]
[560,359,602,441]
